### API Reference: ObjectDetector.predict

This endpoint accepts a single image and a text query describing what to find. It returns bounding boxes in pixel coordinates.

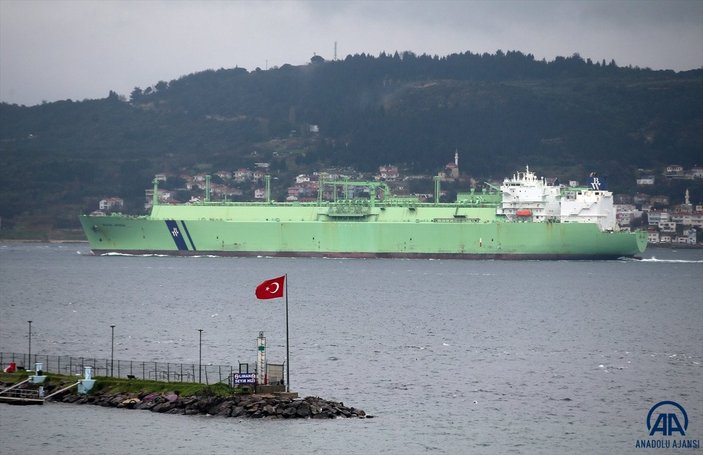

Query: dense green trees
[0,50,701,231]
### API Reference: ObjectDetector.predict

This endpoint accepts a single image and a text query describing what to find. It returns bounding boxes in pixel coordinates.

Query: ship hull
[79,215,647,260]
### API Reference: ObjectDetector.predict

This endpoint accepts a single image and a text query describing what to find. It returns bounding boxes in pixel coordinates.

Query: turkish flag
[255,275,285,299]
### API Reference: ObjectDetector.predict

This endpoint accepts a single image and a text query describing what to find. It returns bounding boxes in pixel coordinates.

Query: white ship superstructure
[561,188,617,231]
[498,166,618,231]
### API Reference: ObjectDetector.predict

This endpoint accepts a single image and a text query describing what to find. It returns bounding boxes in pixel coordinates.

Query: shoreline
[0,374,370,419]
[52,389,371,419]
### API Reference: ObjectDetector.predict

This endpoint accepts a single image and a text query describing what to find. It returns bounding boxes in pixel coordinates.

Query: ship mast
[152,177,159,209]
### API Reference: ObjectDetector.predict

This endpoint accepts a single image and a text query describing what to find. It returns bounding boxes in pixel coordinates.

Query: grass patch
[92,376,234,397]
[0,371,29,384]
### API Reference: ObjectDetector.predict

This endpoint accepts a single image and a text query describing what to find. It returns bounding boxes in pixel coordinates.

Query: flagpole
[285,273,290,392]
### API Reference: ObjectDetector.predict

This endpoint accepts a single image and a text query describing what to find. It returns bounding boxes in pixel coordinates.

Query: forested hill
[1,50,702,231]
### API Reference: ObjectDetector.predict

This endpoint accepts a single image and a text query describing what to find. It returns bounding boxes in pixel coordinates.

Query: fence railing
[1,352,284,386]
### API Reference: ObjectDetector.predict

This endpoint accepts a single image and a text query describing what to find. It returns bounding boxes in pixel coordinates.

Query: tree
[130,87,143,102]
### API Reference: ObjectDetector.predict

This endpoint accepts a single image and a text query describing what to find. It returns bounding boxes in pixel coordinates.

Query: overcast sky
[1,0,702,106]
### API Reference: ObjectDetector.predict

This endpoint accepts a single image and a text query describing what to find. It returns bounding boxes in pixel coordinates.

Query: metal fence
[1,352,284,386]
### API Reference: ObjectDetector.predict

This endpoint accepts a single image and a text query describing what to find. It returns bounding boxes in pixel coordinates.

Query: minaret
[685,189,690,205]
[452,150,460,179]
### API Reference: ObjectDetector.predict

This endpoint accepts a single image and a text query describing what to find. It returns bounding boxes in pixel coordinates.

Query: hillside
[1,50,702,234]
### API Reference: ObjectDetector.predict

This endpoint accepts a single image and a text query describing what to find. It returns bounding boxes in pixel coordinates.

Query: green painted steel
[79,195,647,259]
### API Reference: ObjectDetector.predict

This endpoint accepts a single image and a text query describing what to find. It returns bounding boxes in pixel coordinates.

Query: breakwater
[51,389,370,419]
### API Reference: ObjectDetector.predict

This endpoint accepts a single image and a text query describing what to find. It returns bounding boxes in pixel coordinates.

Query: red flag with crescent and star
[255,275,285,300]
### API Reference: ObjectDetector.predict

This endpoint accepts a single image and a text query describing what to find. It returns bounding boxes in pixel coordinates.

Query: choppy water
[1,243,701,454]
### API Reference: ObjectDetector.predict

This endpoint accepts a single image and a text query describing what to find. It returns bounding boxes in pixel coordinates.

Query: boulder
[296,402,311,418]
[282,406,297,418]
[151,401,176,413]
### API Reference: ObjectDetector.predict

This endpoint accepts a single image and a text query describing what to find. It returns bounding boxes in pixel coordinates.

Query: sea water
[0,243,701,454]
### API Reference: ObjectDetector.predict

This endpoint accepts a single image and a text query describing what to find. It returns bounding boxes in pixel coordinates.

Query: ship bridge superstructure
[497,166,561,221]
[497,166,619,231]
[560,187,617,231]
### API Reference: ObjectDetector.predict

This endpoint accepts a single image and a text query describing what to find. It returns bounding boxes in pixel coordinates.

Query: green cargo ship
[79,167,647,259]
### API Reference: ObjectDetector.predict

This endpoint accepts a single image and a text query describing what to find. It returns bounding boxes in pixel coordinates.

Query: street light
[110,325,115,377]
[27,320,32,369]
[198,329,203,384]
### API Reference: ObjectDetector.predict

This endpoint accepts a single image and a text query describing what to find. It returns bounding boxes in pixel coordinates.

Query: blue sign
[234,373,256,385]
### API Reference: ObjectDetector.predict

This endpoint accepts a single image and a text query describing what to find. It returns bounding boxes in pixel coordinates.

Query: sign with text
[233,373,256,385]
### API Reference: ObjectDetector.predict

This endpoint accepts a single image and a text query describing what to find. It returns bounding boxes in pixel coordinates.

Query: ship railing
[432,217,482,223]
[0,352,284,386]
[161,199,500,210]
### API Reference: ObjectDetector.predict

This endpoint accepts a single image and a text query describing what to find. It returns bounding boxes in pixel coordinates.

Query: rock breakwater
[50,390,371,419]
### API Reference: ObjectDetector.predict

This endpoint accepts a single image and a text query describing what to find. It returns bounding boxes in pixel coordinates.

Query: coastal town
[94,157,703,248]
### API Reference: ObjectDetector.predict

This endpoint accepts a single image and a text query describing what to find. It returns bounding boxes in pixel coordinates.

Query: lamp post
[110,325,115,377]
[198,329,203,384]
[27,320,32,369]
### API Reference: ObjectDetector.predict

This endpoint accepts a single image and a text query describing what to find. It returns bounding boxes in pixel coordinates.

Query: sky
[1,0,702,106]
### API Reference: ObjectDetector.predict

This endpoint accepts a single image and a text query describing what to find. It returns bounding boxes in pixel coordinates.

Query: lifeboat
[516,209,532,217]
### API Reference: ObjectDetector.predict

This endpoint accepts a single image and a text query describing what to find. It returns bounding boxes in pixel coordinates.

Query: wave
[637,257,703,264]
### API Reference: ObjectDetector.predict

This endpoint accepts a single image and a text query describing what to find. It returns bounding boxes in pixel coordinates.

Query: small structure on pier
[0,363,95,405]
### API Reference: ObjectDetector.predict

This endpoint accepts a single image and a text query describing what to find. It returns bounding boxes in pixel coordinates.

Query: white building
[677,228,697,245]
[647,231,660,244]
[658,221,677,233]
[647,211,669,225]
[636,176,655,185]
[665,165,684,176]
[379,165,400,181]
[99,197,124,211]
[615,204,639,227]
